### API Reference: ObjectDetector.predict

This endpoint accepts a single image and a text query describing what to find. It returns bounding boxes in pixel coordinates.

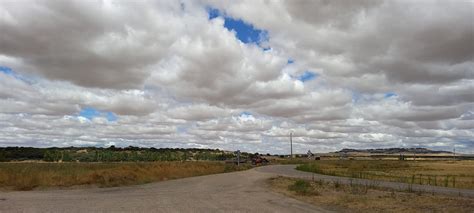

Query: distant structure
[339,152,348,160]
[307,150,320,160]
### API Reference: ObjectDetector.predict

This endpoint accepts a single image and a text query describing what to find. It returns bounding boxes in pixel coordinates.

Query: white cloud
[0,0,472,153]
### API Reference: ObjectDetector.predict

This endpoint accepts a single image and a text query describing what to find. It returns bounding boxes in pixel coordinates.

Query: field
[297,160,474,189]
[268,176,474,212]
[0,161,250,191]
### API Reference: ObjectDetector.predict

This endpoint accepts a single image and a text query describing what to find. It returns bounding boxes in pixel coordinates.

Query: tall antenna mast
[453,146,456,160]
[290,132,293,158]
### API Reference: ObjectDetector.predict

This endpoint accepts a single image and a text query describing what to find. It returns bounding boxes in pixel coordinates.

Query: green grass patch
[288,179,319,196]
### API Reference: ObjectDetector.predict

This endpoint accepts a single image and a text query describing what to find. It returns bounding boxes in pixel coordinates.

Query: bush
[288,179,319,196]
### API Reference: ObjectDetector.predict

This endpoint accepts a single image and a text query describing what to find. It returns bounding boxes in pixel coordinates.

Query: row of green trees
[40,150,237,162]
[0,147,44,161]
[43,150,73,162]
[0,147,246,162]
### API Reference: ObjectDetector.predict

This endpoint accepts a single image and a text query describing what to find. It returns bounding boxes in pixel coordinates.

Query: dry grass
[271,158,314,165]
[297,160,474,189]
[0,162,250,191]
[268,176,474,213]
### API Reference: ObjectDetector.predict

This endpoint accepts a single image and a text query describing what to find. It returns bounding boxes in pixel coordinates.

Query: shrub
[289,179,319,195]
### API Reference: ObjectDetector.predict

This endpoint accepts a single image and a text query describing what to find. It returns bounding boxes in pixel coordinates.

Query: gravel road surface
[0,166,330,213]
[1,164,473,213]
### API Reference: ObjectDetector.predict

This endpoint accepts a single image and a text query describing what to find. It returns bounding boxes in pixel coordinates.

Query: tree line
[0,146,241,162]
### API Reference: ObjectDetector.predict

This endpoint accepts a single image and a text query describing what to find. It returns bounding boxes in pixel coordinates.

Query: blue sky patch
[384,92,397,98]
[177,125,188,134]
[208,7,268,45]
[80,107,117,121]
[105,111,118,121]
[0,66,35,84]
[298,71,318,82]
[351,91,363,104]
[287,59,295,64]
[207,7,220,19]
[240,111,252,117]
[224,18,268,44]
[79,107,101,120]
[0,66,14,75]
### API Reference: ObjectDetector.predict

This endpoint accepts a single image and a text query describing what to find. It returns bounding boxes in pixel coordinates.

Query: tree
[182,151,188,161]
[0,150,6,162]
[62,151,73,162]
[43,150,62,162]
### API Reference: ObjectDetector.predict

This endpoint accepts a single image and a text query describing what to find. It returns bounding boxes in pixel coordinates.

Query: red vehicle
[251,155,269,165]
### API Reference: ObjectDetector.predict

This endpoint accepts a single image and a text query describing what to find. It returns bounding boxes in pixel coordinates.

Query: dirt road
[1,165,473,212]
[0,166,330,213]
[256,165,474,198]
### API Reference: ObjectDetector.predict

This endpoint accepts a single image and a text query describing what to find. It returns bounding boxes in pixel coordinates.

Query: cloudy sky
[0,0,473,154]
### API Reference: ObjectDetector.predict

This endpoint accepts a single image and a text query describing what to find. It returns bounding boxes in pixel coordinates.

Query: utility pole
[453,146,456,161]
[235,150,241,166]
[290,132,293,158]
[413,149,416,161]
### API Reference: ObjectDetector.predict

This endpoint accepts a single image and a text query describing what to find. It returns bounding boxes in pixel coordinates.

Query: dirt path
[256,165,474,198]
[0,167,330,213]
[1,164,473,213]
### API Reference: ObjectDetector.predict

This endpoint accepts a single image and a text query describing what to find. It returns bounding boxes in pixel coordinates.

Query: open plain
[1,165,473,212]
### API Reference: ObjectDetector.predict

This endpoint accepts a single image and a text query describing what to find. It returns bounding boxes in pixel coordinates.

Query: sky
[0,0,473,154]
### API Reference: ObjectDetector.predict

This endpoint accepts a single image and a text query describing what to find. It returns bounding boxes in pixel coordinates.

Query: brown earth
[1,165,473,212]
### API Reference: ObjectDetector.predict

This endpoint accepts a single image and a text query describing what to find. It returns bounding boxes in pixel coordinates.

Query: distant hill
[335,148,452,154]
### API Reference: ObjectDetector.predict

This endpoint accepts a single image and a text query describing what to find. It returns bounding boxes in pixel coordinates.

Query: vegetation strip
[296,160,474,189]
[268,176,474,212]
[0,162,250,191]
[0,147,249,162]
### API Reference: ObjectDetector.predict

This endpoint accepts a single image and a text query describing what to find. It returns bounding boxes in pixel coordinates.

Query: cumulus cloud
[0,0,183,89]
[0,0,472,153]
